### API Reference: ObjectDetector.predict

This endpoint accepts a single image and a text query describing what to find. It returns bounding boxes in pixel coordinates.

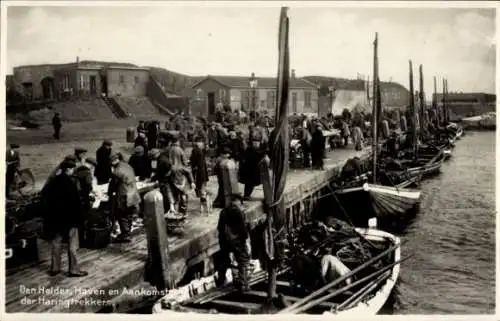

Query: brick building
[190,71,319,117]
[10,59,150,101]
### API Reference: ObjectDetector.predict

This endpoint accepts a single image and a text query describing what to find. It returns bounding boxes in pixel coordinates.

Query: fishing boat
[152,224,402,315]
[333,38,422,224]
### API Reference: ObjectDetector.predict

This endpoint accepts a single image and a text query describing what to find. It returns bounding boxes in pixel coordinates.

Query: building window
[305,91,312,107]
[196,88,204,101]
[267,91,275,109]
[120,75,125,84]
[260,100,265,109]
[219,89,226,99]
[134,76,140,84]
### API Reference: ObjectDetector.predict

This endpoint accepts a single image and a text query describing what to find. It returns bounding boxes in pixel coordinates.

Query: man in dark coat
[189,136,209,203]
[74,155,95,248]
[134,130,149,152]
[95,140,113,185]
[108,153,141,243]
[216,193,250,291]
[128,146,152,181]
[310,124,326,170]
[6,143,21,198]
[298,125,312,169]
[239,138,265,200]
[43,159,88,277]
[147,121,160,149]
[52,112,62,140]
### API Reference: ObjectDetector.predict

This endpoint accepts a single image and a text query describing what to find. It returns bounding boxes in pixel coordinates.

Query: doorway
[90,76,97,96]
[100,74,108,96]
[22,83,33,101]
[207,92,215,118]
[41,77,55,100]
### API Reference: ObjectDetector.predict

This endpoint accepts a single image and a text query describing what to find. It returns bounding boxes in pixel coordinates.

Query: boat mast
[442,78,447,124]
[371,33,379,183]
[433,76,438,127]
[409,60,416,156]
[265,6,290,302]
[419,65,425,140]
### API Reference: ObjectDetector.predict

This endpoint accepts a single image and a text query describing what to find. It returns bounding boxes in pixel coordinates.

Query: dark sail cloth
[216,201,250,288]
[238,146,265,198]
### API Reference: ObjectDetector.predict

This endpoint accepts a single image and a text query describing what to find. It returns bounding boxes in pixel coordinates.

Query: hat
[149,148,161,159]
[103,140,113,147]
[75,147,87,154]
[10,144,20,149]
[60,159,76,169]
[64,155,78,162]
[85,157,97,167]
[222,147,232,155]
[109,152,120,162]
[134,145,145,154]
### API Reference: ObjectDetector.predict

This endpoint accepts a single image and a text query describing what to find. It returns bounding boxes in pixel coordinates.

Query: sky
[4,3,497,95]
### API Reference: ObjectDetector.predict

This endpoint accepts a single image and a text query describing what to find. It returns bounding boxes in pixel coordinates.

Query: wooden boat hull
[333,183,421,226]
[152,228,401,316]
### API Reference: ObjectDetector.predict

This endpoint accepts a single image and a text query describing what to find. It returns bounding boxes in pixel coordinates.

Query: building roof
[192,75,318,89]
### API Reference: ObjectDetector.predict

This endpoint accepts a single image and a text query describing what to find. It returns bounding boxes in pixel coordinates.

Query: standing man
[5,144,21,198]
[108,153,141,243]
[43,158,88,277]
[95,140,113,185]
[310,124,326,170]
[52,112,62,140]
[190,136,209,205]
[216,194,250,291]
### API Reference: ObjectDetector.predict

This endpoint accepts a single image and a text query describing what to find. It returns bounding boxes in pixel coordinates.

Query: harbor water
[392,131,496,314]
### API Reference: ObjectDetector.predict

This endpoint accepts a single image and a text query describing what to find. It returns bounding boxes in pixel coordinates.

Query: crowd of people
[6,106,373,284]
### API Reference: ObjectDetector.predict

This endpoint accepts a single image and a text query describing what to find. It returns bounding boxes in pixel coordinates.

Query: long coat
[189,146,209,188]
[108,162,141,211]
[238,147,265,186]
[43,173,84,237]
[166,144,187,167]
[95,146,112,183]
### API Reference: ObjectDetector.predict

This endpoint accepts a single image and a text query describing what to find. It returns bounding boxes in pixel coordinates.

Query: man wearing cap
[52,112,62,140]
[74,147,90,168]
[95,140,113,185]
[216,193,250,291]
[239,137,265,200]
[134,130,149,153]
[43,158,88,277]
[189,136,209,204]
[108,153,141,243]
[165,135,187,167]
[128,145,152,181]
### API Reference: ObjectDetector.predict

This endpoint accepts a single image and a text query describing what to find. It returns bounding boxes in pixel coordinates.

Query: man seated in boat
[319,246,352,287]
[215,193,251,292]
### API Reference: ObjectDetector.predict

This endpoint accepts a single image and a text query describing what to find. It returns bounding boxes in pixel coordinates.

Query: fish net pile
[284,217,393,281]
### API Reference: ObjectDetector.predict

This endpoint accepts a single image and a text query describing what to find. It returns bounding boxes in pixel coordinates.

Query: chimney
[291,69,296,79]
[76,56,80,64]
[251,72,255,79]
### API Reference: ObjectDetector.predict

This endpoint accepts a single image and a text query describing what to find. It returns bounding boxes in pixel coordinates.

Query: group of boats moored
[147,8,465,316]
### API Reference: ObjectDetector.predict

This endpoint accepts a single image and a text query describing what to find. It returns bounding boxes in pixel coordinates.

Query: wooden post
[143,190,172,291]
[220,157,239,207]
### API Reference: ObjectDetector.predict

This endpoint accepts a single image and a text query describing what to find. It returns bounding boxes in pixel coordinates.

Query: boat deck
[5,148,366,313]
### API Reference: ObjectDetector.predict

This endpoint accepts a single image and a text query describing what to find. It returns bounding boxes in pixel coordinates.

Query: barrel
[126,127,136,143]
[400,115,408,132]
[381,120,390,138]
